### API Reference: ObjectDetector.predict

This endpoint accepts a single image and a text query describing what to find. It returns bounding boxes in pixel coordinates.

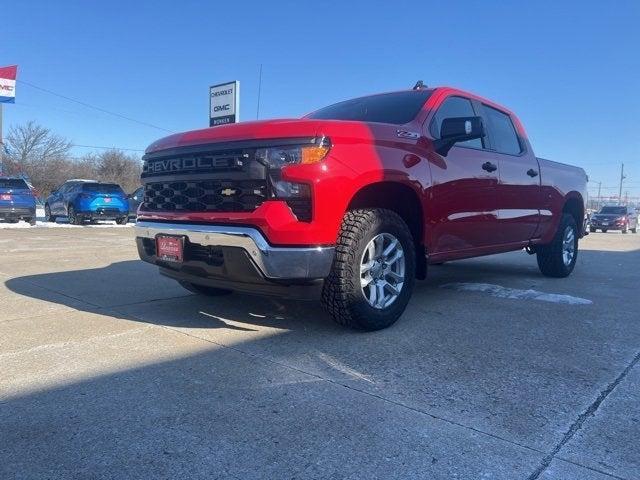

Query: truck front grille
[143,179,268,213]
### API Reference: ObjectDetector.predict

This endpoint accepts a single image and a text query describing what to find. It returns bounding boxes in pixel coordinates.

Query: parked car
[135,85,587,330]
[0,177,37,225]
[589,205,638,233]
[45,180,129,225]
[127,186,144,220]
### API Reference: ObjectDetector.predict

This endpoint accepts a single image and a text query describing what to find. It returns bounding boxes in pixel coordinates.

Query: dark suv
[589,205,638,233]
[0,177,37,225]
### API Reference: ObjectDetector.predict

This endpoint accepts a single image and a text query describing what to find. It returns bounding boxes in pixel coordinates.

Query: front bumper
[590,222,625,230]
[135,221,335,280]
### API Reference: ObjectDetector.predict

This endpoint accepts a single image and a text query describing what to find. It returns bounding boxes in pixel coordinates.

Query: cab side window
[481,105,522,155]
[430,96,483,149]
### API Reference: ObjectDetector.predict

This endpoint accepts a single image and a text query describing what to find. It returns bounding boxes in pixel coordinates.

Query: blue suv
[0,177,37,225]
[45,180,129,224]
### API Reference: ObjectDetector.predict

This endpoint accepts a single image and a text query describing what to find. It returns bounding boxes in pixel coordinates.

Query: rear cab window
[83,183,125,195]
[306,90,433,125]
[481,104,522,155]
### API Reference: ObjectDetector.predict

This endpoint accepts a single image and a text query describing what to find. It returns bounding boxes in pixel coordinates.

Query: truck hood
[145,118,397,154]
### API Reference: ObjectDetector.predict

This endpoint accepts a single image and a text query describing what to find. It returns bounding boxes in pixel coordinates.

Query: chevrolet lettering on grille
[143,156,245,175]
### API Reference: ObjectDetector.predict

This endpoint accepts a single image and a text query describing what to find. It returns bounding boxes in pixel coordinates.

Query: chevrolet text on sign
[209,81,239,127]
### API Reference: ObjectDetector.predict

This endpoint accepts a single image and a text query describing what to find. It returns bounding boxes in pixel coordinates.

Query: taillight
[0,194,11,201]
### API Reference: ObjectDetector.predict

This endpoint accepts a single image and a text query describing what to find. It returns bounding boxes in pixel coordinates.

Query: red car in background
[135,85,588,330]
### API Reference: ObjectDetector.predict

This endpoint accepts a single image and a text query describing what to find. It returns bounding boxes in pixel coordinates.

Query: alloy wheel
[360,233,405,309]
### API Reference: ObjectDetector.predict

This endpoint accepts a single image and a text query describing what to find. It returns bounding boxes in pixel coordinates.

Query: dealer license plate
[156,235,184,263]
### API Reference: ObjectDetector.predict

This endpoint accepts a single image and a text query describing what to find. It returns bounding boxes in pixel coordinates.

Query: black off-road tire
[321,208,416,331]
[115,216,128,225]
[44,204,56,223]
[536,213,578,278]
[178,280,232,296]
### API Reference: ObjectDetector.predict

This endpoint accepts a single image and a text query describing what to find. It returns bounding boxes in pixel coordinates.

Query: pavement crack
[526,350,640,480]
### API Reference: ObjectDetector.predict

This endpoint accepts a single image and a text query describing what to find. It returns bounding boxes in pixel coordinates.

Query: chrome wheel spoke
[360,233,405,310]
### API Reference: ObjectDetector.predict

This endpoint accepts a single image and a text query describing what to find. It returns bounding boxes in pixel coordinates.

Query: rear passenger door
[425,95,501,254]
[479,103,541,244]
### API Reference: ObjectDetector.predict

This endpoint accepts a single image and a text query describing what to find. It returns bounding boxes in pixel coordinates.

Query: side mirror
[434,116,485,156]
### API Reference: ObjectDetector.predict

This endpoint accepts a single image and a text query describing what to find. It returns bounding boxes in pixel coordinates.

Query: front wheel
[536,213,578,278]
[321,209,415,330]
[115,216,128,225]
[602,229,608,233]
[44,204,56,223]
[632,228,637,234]
[589,227,596,233]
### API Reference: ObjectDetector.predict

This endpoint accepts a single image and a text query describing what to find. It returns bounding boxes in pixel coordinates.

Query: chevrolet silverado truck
[135,85,587,330]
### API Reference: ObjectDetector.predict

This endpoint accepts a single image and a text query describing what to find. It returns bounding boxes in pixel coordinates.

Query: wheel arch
[562,193,585,236]
[347,181,426,279]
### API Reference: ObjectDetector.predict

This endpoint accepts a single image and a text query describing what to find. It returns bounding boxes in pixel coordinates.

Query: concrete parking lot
[1,227,638,479]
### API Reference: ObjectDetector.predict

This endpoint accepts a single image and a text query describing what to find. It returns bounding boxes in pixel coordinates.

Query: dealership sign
[0,65,17,103]
[209,81,239,127]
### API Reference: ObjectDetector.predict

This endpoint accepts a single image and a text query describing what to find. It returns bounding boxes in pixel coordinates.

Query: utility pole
[618,162,625,203]
[596,181,602,211]
[256,64,263,120]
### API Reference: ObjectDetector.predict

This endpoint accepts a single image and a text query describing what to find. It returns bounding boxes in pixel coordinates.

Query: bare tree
[4,121,73,194]
[2,121,142,196]
[96,150,142,193]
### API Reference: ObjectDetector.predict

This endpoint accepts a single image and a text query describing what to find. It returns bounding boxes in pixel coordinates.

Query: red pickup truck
[135,85,587,330]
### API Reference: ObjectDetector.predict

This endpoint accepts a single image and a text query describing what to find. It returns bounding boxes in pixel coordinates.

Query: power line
[17,79,172,133]
[71,143,144,152]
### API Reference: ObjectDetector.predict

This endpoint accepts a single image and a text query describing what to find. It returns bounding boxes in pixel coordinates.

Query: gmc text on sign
[209,81,239,127]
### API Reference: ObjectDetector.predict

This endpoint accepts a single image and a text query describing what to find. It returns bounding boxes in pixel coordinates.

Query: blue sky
[2,0,639,198]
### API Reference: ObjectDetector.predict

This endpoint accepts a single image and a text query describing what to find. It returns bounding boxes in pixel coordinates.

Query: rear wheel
[536,213,578,278]
[68,205,82,225]
[622,226,628,234]
[632,227,637,234]
[321,208,415,330]
[589,227,596,233]
[28,217,36,226]
[602,229,608,233]
[44,204,56,223]
[115,216,128,225]
[178,281,232,296]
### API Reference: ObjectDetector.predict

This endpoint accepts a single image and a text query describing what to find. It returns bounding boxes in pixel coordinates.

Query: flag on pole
[0,65,18,103]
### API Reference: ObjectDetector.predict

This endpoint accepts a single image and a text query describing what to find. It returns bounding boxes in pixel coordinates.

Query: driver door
[424,95,500,256]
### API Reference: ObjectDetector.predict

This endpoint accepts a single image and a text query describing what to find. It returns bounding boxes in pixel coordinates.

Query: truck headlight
[255,138,331,168]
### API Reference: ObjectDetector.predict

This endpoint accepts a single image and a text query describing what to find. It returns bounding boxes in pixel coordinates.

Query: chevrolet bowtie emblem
[221,188,237,196]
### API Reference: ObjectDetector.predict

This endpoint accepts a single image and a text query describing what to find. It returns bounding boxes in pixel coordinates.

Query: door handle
[482,162,497,173]
[527,169,539,177]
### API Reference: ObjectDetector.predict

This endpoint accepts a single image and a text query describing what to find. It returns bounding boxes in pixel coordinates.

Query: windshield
[599,206,626,215]
[0,179,29,190]
[306,90,433,125]
[83,183,124,195]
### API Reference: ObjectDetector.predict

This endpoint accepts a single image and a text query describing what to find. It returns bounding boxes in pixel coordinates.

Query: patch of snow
[441,282,592,305]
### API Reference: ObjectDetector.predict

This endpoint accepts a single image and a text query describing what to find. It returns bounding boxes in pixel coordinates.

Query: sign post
[209,81,239,127]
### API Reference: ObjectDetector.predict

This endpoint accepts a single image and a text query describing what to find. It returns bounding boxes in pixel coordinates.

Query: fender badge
[396,130,420,140]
